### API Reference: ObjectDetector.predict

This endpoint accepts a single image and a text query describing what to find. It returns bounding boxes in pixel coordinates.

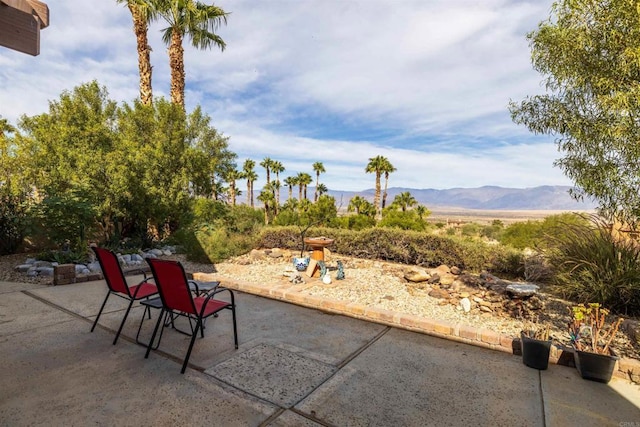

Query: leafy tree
[155,0,228,108]
[184,106,236,200]
[117,0,156,105]
[116,98,192,239]
[0,116,18,194]
[312,161,325,202]
[510,0,640,226]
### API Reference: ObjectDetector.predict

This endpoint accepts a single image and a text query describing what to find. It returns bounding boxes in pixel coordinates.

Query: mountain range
[323,185,597,211]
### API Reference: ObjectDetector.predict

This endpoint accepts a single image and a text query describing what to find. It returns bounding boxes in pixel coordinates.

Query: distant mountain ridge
[324,185,596,211]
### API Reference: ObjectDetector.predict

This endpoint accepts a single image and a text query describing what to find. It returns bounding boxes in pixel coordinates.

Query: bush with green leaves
[377,210,427,231]
[332,214,376,230]
[0,193,30,255]
[257,226,524,275]
[31,189,98,252]
[542,215,640,315]
[170,202,263,263]
[500,213,587,249]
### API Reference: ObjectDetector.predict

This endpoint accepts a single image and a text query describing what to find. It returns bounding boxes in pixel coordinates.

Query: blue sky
[0,0,568,192]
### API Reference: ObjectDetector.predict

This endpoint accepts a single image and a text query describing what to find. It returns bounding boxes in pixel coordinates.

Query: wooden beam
[0,3,41,56]
[0,0,48,27]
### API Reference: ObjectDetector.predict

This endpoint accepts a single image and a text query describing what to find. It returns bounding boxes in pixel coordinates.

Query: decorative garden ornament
[336,260,345,280]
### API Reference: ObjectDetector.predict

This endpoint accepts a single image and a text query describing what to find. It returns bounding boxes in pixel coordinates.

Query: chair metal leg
[231,305,238,349]
[145,308,166,359]
[181,319,203,374]
[113,298,135,345]
[91,291,111,332]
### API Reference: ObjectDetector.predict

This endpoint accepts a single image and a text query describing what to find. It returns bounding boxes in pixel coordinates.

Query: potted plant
[520,320,552,370]
[568,303,623,383]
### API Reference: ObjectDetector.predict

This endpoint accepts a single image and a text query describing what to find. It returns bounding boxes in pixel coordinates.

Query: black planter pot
[573,348,619,383]
[520,332,552,370]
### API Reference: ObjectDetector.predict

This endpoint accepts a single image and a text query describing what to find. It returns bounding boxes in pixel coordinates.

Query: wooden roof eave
[0,0,49,27]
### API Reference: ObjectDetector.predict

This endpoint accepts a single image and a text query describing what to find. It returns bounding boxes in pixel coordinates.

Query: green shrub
[499,220,542,249]
[176,223,257,263]
[257,226,525,276]
[481,222,504,240]
[460,223,482,237]
[542,215,640,315]
[378,210,427,231]
[0,193,30,255]
[31,189,98,252]
[332,214,376,230]
[37,249,89,264]
[500,213,588,249]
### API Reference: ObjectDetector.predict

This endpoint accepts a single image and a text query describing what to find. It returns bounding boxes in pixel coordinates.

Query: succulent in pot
[568,303,623,383]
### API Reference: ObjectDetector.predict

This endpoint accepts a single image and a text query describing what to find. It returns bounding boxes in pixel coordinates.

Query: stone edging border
[193,273,640,384]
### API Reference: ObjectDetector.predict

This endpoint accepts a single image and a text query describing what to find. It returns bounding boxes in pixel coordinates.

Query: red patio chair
[90,247,158,345]
[144,258,238,374]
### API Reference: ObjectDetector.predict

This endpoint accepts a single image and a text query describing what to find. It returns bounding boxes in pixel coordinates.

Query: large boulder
[404,267,430,283]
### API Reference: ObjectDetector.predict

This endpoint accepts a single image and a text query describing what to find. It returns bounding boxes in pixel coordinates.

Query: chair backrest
[146,258,197,315]
[92,247,131,296]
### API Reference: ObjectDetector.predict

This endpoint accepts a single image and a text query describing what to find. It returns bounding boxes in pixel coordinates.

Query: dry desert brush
[542,214,640,316]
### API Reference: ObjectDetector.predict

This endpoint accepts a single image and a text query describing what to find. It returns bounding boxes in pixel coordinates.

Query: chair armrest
[199,286,235,316]
[189,280,220,296]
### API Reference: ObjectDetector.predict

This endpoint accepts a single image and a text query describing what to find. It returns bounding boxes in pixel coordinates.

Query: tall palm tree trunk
[169,31,185,108]
[382,173,390,209]
[374,174,381,219]
[128,3,153,105]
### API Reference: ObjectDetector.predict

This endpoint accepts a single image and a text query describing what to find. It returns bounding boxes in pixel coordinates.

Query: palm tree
[415,205,430,219]
[348,195,368,215]
[297,172,312,200]
[284,176,297,201]
[257,185,274,225]
[225,168,242,206]
[316,183,328,197]
[242,159,257,207]
[260,157,274,185]
[365,155,387,219]
[271,179,281,215]
[155,0,228,108]
[312,161,325,202]
[117,0,155,105]
[392,191,417,212]
[271,160,284,204]
[381,158,396,210]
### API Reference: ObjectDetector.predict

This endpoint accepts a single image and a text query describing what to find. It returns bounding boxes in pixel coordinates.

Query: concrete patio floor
[1,277,639,426]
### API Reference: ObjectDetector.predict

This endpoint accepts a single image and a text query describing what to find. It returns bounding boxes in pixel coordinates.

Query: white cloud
[0,0,565,192]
